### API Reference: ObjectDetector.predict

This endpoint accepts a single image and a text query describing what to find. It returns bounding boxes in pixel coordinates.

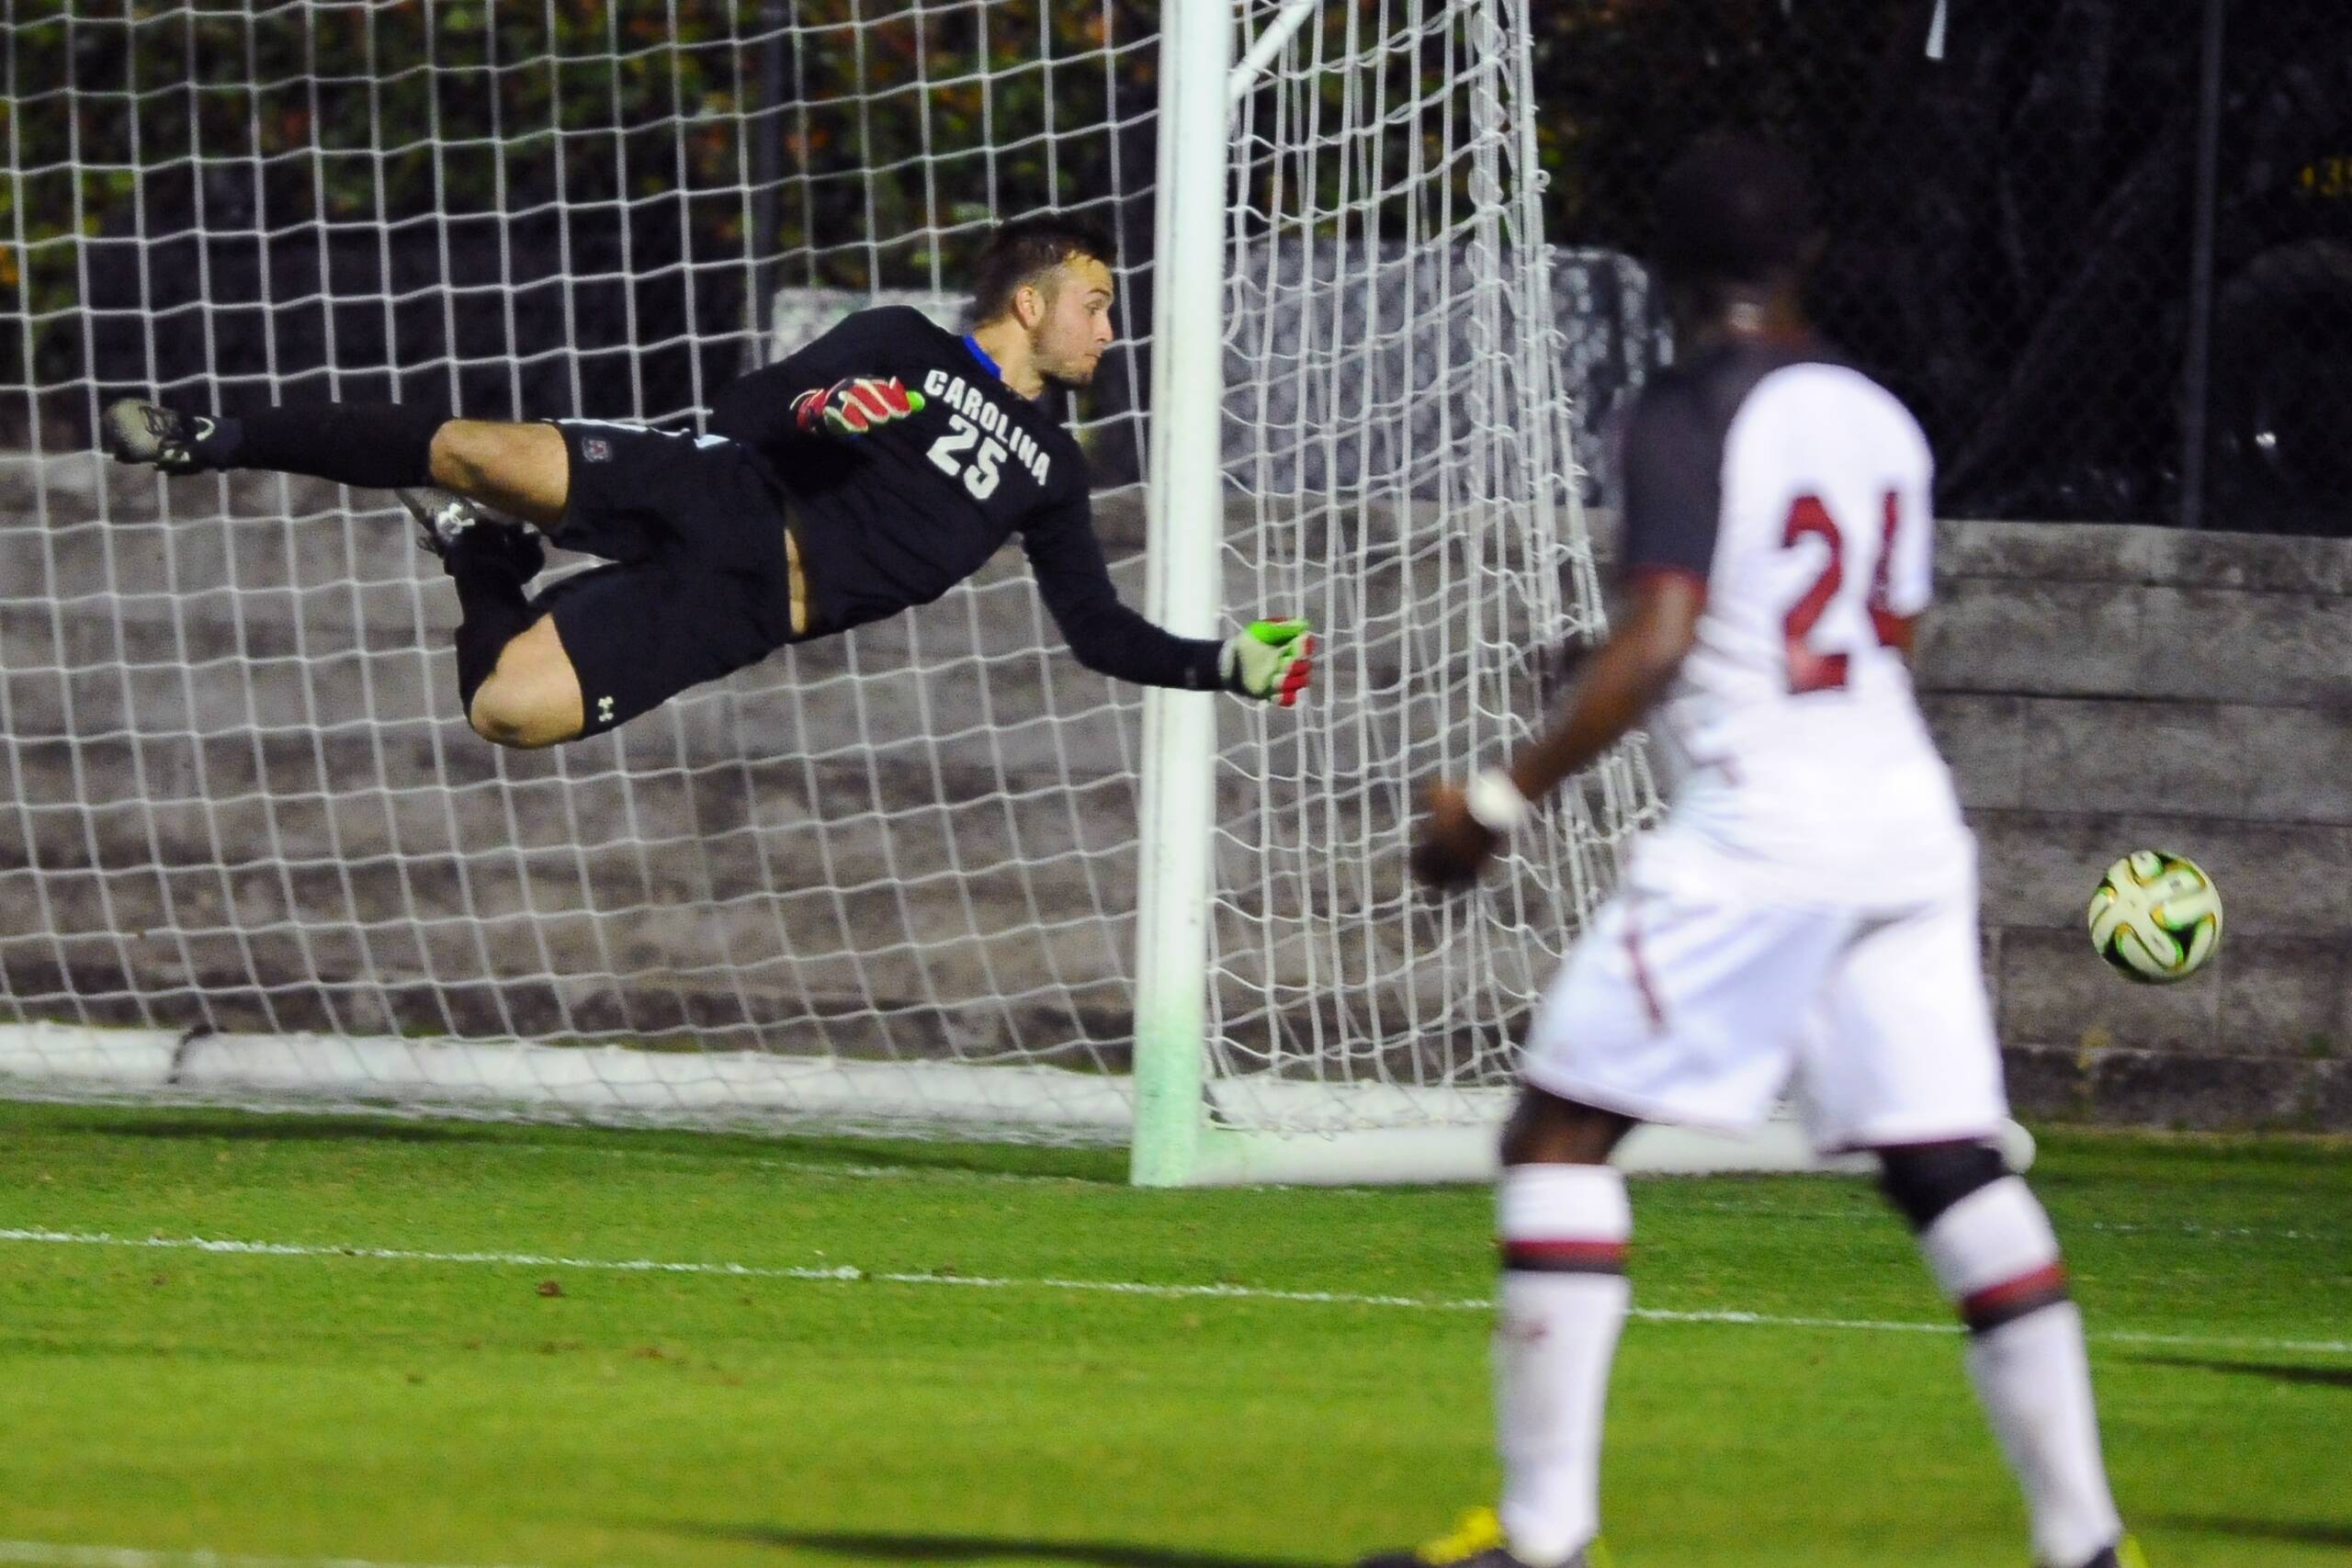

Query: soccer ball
[2086,851,2222,983]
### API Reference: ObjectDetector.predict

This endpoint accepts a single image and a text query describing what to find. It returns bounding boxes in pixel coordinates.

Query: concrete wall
[1916,522,2352,1131]
[4,454,2346,1129]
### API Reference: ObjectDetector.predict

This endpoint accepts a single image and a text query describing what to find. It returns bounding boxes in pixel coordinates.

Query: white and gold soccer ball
[2086,850,2222,983]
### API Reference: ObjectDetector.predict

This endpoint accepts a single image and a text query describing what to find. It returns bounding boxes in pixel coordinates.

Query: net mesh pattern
[0,0,1651,1142]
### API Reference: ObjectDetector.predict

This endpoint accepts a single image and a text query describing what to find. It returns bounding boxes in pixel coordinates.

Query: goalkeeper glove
[792,375,926,438]
[1220,617,1315,706]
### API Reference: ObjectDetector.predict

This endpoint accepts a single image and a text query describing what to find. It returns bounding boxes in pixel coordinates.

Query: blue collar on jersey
[962,333,1002,381]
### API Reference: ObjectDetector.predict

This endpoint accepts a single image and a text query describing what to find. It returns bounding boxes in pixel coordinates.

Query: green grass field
[0,1101,2344,1568]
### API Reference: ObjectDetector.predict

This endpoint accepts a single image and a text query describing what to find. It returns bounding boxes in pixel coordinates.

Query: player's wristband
[1463,768,1530,835]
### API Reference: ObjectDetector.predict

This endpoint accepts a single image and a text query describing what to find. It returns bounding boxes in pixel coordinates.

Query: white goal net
[0,0,1656,1178]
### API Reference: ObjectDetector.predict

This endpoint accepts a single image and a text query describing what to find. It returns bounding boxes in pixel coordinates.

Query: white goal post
[0,3,2007,1183]
[1135,0,1662,1183]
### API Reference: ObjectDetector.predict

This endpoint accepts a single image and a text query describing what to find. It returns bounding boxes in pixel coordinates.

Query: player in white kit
[1362,141,2141,1568]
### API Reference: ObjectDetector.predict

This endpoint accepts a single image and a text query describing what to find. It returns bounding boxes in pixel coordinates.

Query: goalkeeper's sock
[227,401,447,489]
[450,564,538,715]
[1493,1164,1629,1567]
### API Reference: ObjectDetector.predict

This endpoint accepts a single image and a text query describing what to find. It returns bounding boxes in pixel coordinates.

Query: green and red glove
[792,375,926,438]
[1220,617,1315,706]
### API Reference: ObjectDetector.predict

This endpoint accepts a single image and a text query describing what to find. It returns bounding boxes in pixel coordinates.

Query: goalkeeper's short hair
[1654,136,1815,288]
[970,212,1118,323]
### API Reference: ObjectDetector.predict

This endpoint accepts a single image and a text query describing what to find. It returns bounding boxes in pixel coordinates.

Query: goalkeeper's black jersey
[707,305,1222,692]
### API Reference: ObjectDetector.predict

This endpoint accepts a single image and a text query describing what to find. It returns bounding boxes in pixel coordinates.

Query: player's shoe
[395,487,544,582]
[1355,1509,1603,1568]
[102,398,232,475]
[396,486,481,555]
[2054,1538,2147,1568]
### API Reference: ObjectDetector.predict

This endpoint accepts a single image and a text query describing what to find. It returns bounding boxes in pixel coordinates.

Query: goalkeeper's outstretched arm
[1020,492,1314,705]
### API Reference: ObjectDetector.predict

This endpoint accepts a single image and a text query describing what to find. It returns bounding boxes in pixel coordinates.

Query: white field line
[3,1226,2346,1357]
[0,1541,540,1568]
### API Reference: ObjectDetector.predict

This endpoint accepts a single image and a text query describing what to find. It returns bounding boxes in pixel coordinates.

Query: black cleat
[2054,1539,2147,1568]
[1356,1510,1600,1568]
[395,487,544,582]
[102,398,229,475]
[396,486,481,556]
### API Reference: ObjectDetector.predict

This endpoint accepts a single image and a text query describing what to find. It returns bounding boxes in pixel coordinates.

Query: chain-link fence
[1536,0,2352,534]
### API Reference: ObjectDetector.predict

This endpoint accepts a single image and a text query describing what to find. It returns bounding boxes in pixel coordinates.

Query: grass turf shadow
[86,1113,503,1145]
[2122,1352,2352,1390]
[2148,1516,2352,1549]
[678,1526,1316,1568]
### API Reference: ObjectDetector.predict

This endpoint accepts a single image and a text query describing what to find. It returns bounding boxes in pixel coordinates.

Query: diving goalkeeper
[103,214,1313,747]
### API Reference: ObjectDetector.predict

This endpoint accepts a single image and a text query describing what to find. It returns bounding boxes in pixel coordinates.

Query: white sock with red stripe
[1919,1177,2122,1567]
[1493,1163,1630,1567]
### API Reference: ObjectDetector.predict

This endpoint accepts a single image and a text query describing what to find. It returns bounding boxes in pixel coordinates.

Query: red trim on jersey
[1623,892,1667,1032]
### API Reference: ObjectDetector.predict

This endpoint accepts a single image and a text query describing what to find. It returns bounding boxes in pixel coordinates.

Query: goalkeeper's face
[1032,255,1117,389]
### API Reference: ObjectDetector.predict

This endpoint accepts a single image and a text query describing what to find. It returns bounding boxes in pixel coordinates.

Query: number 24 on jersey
[1781,490,1910,694]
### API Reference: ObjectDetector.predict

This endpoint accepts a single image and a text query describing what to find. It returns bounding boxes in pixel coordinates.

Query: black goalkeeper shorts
[535,419,808,738]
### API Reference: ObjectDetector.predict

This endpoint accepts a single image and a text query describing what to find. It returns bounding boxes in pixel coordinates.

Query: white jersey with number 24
[1617,343,1970,908]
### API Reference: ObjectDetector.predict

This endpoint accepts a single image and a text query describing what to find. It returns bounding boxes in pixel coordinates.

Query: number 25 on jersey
[1781,490,1909,694]
[928,414,1004,501]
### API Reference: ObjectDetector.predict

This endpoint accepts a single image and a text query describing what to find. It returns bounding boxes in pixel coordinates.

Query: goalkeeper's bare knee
[466,619,584,749]
[467,681,578,750]
[429,420,571,529]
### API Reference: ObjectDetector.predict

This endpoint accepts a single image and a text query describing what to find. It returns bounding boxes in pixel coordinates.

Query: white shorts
[1521,842,2008,1153]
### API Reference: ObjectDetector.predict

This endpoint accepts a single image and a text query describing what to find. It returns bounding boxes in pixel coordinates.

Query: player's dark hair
[970,213,1117,323]
[1653,136,1815,288]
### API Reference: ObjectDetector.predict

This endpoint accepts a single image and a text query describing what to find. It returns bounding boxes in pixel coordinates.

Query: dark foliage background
[1529,0,2352,531]
[6,0,2347,529]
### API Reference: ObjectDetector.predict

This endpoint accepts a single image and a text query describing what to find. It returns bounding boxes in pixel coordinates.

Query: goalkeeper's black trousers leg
[450,566,537,716]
